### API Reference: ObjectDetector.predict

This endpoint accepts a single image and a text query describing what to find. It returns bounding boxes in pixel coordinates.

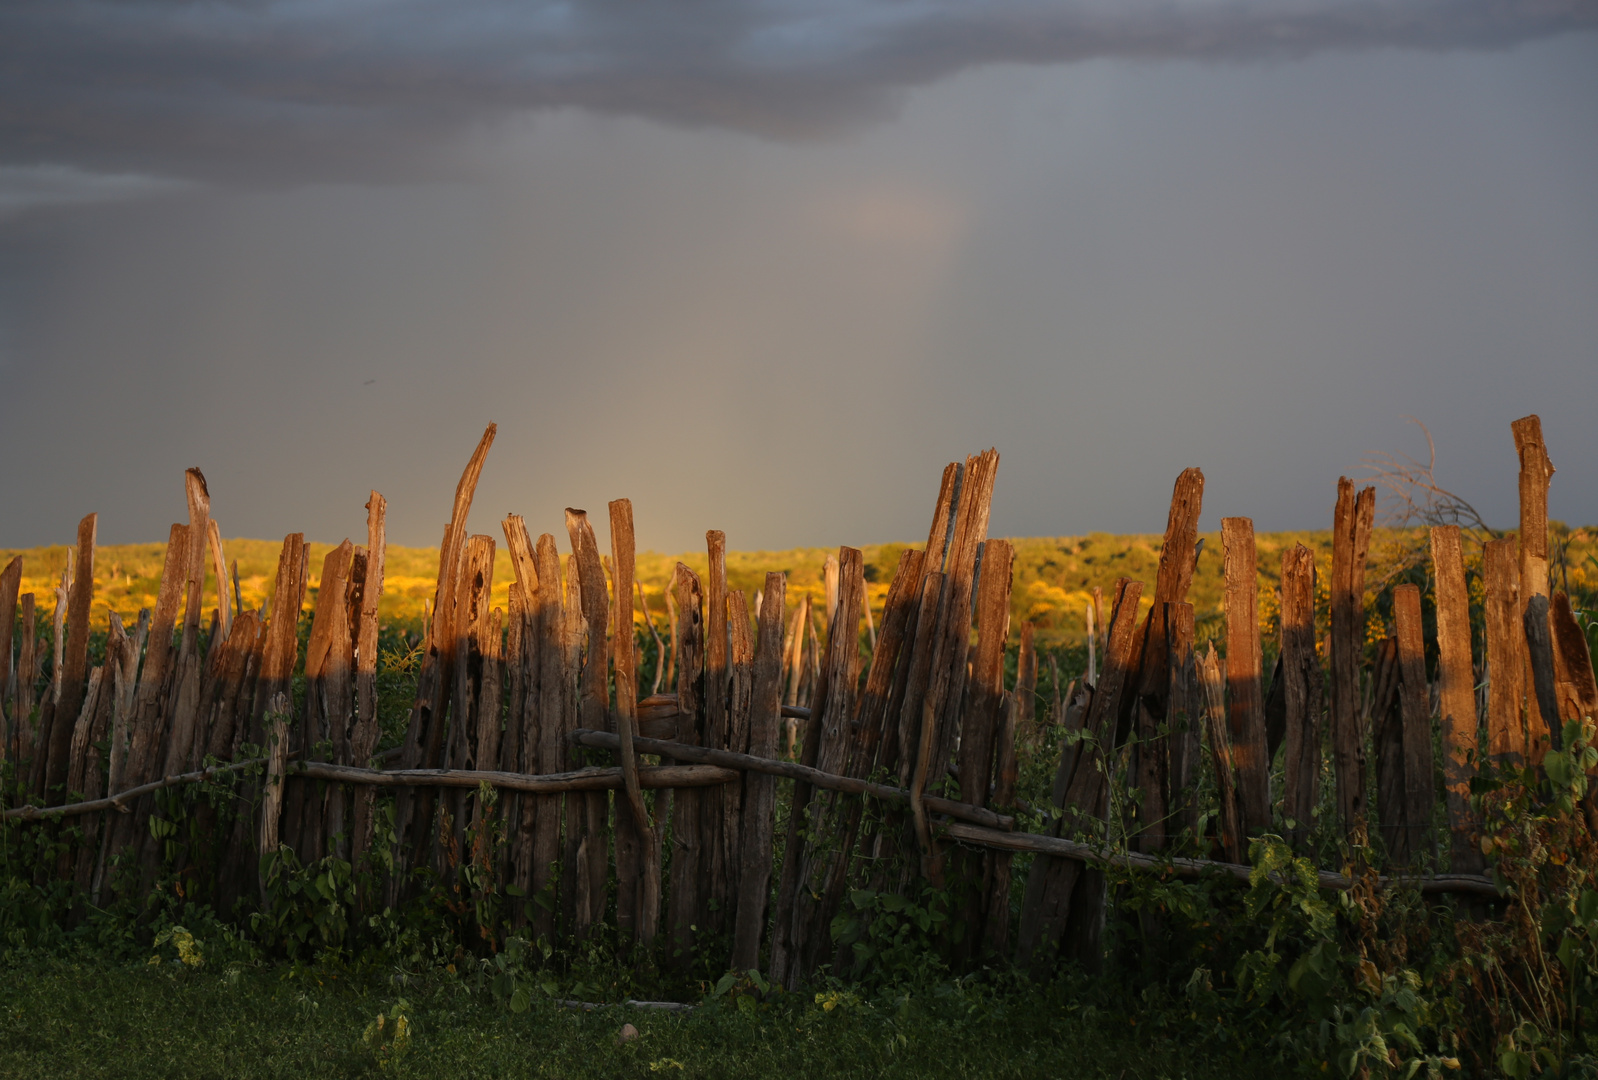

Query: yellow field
[3,524,1592,648]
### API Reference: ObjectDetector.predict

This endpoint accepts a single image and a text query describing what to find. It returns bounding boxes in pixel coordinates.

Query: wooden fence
[0,414,1592,984]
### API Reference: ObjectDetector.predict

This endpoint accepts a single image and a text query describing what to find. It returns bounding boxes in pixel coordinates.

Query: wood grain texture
[911,450,998,877]
[521,532,564,940]
[1391,585,1435,868]
[1513,416,1553,760]
[1330,478,1375,839]
[563,512,611,937]
[105,523,190,892]
[854,550,923,786]
[45,513,97,796]
[1430,526,1482,873]
[395,426,495,886]
[957,539,1014,815]
[14,593,36,765]
[0,557,20,735]
[701,529,730,937]
[147,472,210,815]
[722,591,755,921]
[610,498,658,948]
[1512,415,1553,604]
[1198,643,1244,865]
[1279,544,1321,847]
[1371,637,1404,864]
[1165,604,1201,838]
[1483,537,1525,764]
[927,450,999,798]
[790,547,865,980]
[732,570,787,972]
[1129,468,1204,849]
[1523,568,1561,761]
[350,493,387,880]
[1222,517,1269,834]
[666,563,705,960]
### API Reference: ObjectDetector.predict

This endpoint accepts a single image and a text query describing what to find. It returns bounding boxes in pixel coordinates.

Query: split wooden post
[610,498,658,949]
[45,513,97,797]
[953,540,1014,950]
[788,547,865,981]
[258,691,294,897]
[289,539,354,863]
[1370,637,1403,863]
[105,523,189,894]
[723,592,755,918]
[394,424,496,889]
[496,521,535,913]
[911,450,998,880]
[199,608,254,768]
[1550,593,1598,726]
[150,471,211,817]
[219,534,307,911]
[563,511,613,937]
[1512,416,1553,761]
[1166,603,1201,837]
[71,615,122,893]
[527,533,564,940]
[319,543,358,859]
[1392,585,1436,867]
[1483,537,1525,765]
[1431,526,1482,873]
[1198,642,1244,865]
[702,529,730,936]
[1279,544,1321,847]
[1131,468,1204,852]
[984,617,1033,957]
[16,593,37,765]
[956,540,1014,826]
[561,553,604,937]
[0,557,19,736]
[852,549,924,779]
[930,451,999,792]
[666,563,705,961]
[1525,592,1563,755]
[350,492,388,877]
[1330,478,1375,838]
[731,571,786,972]
[1222,518,1270,834]
[1548,592,1598,833]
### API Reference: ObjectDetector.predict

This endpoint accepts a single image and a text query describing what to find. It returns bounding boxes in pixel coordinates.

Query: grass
[0,957,1272,1080]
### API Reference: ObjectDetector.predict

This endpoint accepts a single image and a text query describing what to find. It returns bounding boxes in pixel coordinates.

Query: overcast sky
[2,2,1595,554]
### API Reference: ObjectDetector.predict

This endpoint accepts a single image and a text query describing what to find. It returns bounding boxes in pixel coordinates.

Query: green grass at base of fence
[0,957,1273,1080]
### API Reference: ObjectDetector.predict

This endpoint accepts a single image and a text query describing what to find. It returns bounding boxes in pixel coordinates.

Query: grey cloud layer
[4,0,1595,185]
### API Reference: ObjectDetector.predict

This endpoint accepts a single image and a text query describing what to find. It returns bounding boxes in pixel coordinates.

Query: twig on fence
[7,753,272,821]
[300,761,735,794]
[941,822,1503,898]
[1362,416,1497,546]
[570,729,1014,831]
[4,753,732,823]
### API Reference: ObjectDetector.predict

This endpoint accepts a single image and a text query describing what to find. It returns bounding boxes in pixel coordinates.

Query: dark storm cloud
[3,0,1594,189]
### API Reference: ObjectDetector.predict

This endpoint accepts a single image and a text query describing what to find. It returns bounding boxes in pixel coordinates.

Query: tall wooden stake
[1223,517,1269,834]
